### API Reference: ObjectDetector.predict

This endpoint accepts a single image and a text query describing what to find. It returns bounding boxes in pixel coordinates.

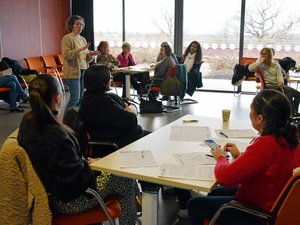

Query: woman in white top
[182,41,203,96]
[249,47,300,115]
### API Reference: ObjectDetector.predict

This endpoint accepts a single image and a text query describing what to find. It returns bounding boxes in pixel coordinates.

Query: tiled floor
[0,89,255,225]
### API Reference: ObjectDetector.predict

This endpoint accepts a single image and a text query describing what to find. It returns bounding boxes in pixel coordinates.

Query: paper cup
[222,109,231,122]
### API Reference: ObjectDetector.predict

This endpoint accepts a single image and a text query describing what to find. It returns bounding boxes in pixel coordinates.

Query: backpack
[279,57,296,73]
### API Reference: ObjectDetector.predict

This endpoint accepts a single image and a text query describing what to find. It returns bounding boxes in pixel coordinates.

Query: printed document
[159,163,215,181]
[169,125,211,142]
[216,129,257,138]
[173,152,216,165]
[119,150,157,168]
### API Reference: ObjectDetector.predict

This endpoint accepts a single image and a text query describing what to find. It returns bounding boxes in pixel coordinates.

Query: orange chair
[207,169,300,225]
[24,56,65,92]
[40,55,65,92]
[40,55,64,77]
[55,54,63,72]
[24,56,45,74]
[0,132,121,225]
[52,189,121,225]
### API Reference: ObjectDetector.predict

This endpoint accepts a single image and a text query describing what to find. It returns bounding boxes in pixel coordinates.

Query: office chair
[206,168,300,225]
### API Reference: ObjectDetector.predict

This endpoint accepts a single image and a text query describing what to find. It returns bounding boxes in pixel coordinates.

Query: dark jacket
[17,118,95,202]
[79,91,143,147]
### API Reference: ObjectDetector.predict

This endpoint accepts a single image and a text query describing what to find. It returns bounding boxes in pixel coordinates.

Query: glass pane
[125,0,174,64]
[243,0,300,92]
[93,0,122,56]
[184,0,241,91]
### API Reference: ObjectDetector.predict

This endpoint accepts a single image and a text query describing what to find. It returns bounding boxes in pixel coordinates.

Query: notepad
[119,150,158,168]
[216,129,257,138]
[159,163,215,181]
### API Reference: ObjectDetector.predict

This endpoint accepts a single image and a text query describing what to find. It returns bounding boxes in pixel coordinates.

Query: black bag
[140,99,163,114]
[279,57,296,73]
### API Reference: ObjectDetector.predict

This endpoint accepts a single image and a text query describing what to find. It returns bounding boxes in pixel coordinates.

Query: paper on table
[173,152,216,165]
[216,129,257,138]
[159,163,215,181]
[169,125,211,142]
[1,68,12,76]
[119,150,158,168]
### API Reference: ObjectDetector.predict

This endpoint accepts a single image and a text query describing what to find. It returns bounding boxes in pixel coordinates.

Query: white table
[112,65,154,99]
[289,70,300,90]
[90,114,253,225]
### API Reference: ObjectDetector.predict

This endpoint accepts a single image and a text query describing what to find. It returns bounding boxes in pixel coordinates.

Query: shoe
[178,209,189,218]
[10,107,24,113]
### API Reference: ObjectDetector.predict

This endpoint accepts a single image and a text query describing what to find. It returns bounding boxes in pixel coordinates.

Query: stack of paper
[169,125,211,142]
[159,163,215,181]
[173,152,215,165]
[216,129,257,138]
[119,150,157,168]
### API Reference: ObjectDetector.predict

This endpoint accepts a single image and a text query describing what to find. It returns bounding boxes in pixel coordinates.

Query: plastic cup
[222,109,231,122]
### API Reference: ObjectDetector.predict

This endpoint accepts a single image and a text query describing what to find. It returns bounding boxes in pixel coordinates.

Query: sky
[93,0,300,35]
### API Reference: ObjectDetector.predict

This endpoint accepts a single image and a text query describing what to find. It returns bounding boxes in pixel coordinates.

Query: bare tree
[153,7,173,39]
[245,0,300,41]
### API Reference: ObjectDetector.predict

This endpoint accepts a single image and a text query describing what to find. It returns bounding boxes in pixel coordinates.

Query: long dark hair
[183,41,202,64]
[26,74,62,127]
[252,89,298,149]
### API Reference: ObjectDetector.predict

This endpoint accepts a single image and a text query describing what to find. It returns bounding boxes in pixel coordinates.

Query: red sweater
[215,135,298,211]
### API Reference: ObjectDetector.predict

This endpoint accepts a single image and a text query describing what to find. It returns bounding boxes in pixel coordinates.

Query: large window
[183,0,241,91]
[125,0,174,63]
[93,0,122,56]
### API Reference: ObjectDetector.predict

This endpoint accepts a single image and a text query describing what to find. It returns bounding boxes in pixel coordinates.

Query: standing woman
[182,41,203,97]
[61,15,98,109]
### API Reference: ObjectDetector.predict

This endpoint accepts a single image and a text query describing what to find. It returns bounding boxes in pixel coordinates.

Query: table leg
[142,191,158,225]
[125,74,131,99]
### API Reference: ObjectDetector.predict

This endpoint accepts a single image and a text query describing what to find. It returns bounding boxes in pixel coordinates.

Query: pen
[205,154,214,158]
[219,131,228,138]
[183,120,198,123]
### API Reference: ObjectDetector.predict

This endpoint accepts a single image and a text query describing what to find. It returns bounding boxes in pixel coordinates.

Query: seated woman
[0,59,29,112]
[17,74,137,225]
[118,41,149,94]
[96,41,143,97]
[156,42,179,64]
[188,89,300,225]
[79,64,150,148]
[182,41,203,97]
[249,47,300,116]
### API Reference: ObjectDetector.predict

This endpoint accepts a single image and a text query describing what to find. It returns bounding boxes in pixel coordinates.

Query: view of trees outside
[94,0,300,91]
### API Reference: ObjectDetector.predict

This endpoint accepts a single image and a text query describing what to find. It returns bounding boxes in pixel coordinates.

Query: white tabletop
[90,114,254,192]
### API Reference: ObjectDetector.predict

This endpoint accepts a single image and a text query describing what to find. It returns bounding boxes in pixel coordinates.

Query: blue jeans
[188,186,264,225]
[66,70,85,109]
[0,75,28,108]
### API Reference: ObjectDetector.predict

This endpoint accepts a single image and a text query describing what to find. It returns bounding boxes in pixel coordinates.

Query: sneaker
[10,107,24,113]
[178,209,189,218]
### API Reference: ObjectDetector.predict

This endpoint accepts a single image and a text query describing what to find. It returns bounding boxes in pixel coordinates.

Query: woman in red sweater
[188,89,299,225]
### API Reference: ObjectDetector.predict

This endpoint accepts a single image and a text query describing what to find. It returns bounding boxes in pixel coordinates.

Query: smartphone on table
[204,139,229,158]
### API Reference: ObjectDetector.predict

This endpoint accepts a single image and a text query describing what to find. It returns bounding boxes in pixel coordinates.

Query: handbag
[160,65,183,96]
[139,99,163,114]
